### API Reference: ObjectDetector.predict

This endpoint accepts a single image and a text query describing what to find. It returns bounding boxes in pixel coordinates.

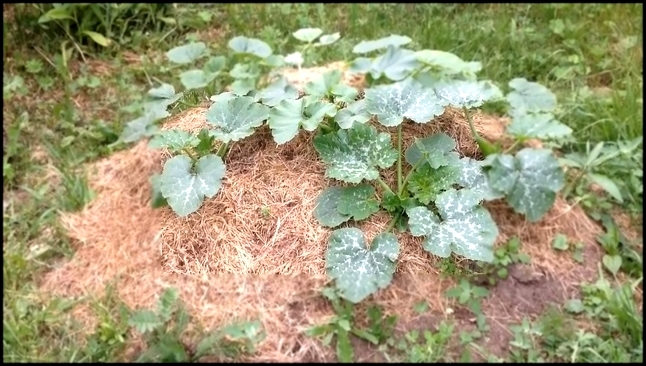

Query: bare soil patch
[38,64,604,361]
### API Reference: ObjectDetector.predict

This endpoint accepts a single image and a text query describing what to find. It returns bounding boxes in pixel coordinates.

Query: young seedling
[305,287,395,363]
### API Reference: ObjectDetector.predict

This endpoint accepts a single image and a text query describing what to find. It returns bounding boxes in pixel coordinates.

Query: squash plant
[117,28,341,217]
[117,31,574,305]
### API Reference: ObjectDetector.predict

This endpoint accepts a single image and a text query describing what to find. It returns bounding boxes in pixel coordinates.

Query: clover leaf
[313,123,397,183]
[506,78,557,115]
[352,34,412,54]
[228,36,273,58]
[407,189,498,262]
[268,97,337,144]
[456,157,504,201]
[205,96,270,143]
[337,184,380,221]
[326,228,400,303]
[148,129,199,153]
[407,165,460,205]
[369,46,419,81]
[166,42,208,64]
[336,99,371,129]
[405,133,460,169]
[487,148,565,222]
[506,113,573,140]
[160,154,225,217]
[365,81,445,127]
[313,187,351,228]
[257,77,299,107]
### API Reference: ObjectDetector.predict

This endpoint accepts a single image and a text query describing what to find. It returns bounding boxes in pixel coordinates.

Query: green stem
[399,159,424,195]
[376,177,395,196]
[397,124,403,193]
[503,139,522,155]
[216,142,229,158]
[319,122,334,134]
[562,169,586,199]
[182,148,198,162]
[385,210,403,233]
[462,106,482,141]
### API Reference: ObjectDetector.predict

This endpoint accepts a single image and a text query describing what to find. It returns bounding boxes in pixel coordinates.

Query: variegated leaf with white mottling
[326,228,399,303]
[456,157,504,201]
[365,80,445,127]
[405,133,460,169]
[506,78,557,115]
[205,96,270,143]
[407,189,498,262]
[433,80,503,109]
[160,154,225,217]
[487,148,565,222]
[313,123,397,183]
[506,113,572,140]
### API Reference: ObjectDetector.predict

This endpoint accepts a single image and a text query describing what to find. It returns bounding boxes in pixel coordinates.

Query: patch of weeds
[394,322,454,362]
[469,237,532,285]
[596,213,642,278]
[305,287,397,362]
[551,233,585,264]
[2,111,31,188]
[445,279,490,332]
[129,287,264,362]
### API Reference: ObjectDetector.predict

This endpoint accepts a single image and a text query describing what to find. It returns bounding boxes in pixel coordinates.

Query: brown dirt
[38,63,605,362]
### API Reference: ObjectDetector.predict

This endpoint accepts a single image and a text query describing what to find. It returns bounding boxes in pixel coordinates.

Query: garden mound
[39,64,602,361]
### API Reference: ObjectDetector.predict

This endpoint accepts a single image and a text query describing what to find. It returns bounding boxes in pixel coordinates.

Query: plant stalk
[385,210,403,233]
[462,106,482,141]
[397,124,403,193]
[399,159,424,195]
[503,139,522,155]
[182,148,198,162]
[376,177,395,196]
[216,142,229,158]
[562,169,586,200]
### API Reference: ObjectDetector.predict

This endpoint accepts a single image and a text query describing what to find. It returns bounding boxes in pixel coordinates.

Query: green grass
[3,3,642,362]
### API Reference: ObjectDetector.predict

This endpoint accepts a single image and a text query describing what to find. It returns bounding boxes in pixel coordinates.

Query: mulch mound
[39,63,604,361]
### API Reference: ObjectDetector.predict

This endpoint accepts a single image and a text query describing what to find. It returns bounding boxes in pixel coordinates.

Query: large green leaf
[415,50,482,76]
[365,81,445,127]
[179,69,217,90]
[267,97,337,144]
[313,187,351,228]
[352,35,412,54]
[506,113,573,140]
[369,46,419,81]
[228,36,273,58]
[336,99,371,129]
[148,129,199,153]
[293,27,323,43]
[337,184,380,221]
[166,42,207,64]
[257,77,299,107]
[407,189,498,262]
[326,228,400,303]
[456,157,504,201]
[146,83,183,110]
[160,154,226,217]
[407,165,460,205]
[488,149,565,222]
[433,80,503,109]
[506,78,557,115]
[119,108,169,143]
[405,133,460,169]
[318,32,341,46]
[304,70,358,103]
[313,124,397,183]
[205,96,270,143]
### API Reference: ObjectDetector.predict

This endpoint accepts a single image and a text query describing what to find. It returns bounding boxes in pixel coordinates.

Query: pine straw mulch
[38,62,608,361]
